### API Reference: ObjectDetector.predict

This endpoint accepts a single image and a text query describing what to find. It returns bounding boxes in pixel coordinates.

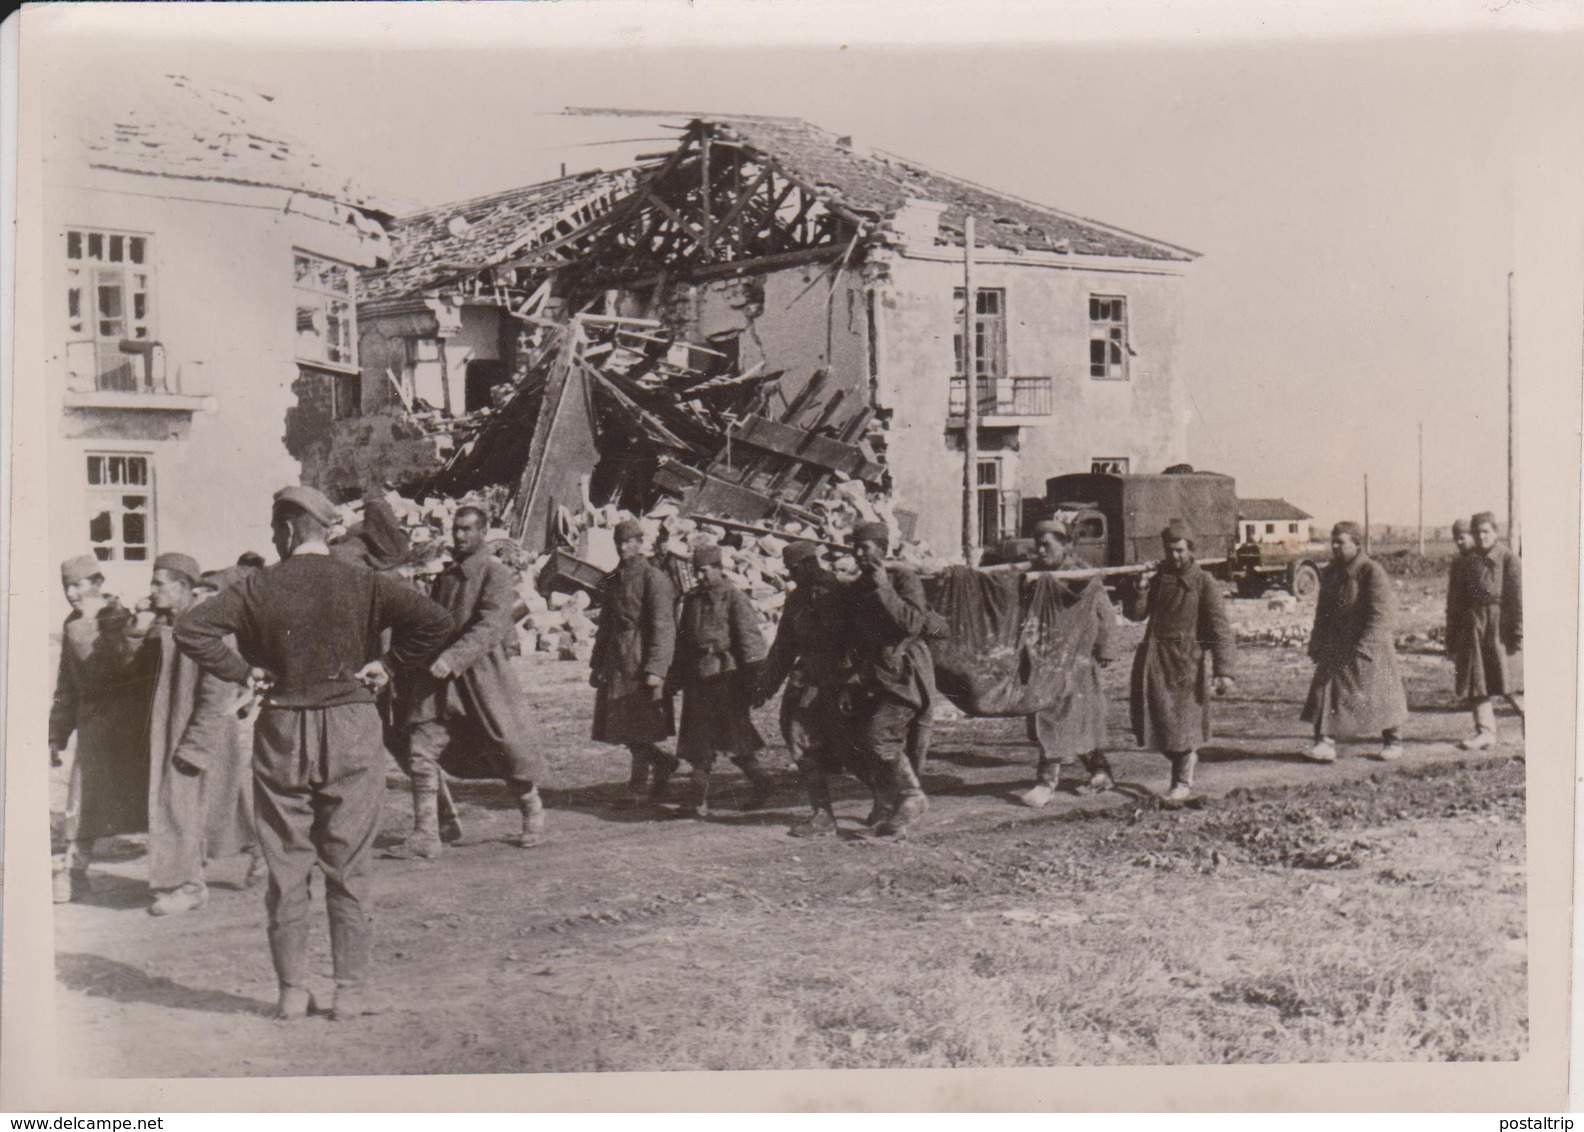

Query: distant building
[339,114,1199,555]
[1237,498,1314,546]
[45,73,391,597]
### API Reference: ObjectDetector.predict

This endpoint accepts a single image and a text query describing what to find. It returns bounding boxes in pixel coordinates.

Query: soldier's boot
[1459,699,1498,751]
[1076,751,1116,795]
[873,758,928,840]
[386,759,443,860]
[269,925,314,1021]
[512,781,546,848]
[680,767,712,819]
[789,767,838,838]
[274,987,318,1021]
[1378,727,1405,762]
[1164,750,1198,803]
[437,777,464,844]
[648,748,681,802]
[149,881,208,917]
[1018,761,1061,809]
[734,754,776,812]
[54,841,93,903]
[623,745,652,806]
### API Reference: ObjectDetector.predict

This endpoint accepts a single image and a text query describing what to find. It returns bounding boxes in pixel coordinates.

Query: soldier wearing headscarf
[1019,518,1119,807]
[589,518,680,806]
[1447,511,1523,750]
[1124,524,1236,802]
[843,520,936,839]
[1302,521,1409,762]
[50,554,152,903]
[672,542,772,817]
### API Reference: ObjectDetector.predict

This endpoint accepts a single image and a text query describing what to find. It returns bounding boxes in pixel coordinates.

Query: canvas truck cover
[924,566,1107,717]
[1045,473,1238,566]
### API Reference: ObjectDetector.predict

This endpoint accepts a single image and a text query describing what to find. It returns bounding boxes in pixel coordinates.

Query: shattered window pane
[87,233,103,260]
[88,511,113,545]
[109,235,123,262]
[69,231,156,388]
[67,232,82,259]
[294,250,358,367]
[129,237,145,264]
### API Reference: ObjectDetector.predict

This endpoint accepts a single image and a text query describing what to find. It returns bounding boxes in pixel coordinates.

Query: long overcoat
[140,618,253,890]
[1448,542,1522,701]
[1302,552,1409,737]
[673,577,767,766]
[590,557,677,746]
[847,565,936,712]
[1026,554,1120,760]
[400,549,539,781]
[50,600,153,843]
[762,568,853,770]
[1125,560,1235,753]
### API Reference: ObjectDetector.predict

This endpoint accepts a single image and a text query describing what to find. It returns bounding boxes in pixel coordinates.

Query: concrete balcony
[948,375,1054,425]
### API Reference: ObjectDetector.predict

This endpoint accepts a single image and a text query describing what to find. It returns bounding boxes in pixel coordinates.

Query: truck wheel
[1291,563,1320,599]
[1236,574,1266,598]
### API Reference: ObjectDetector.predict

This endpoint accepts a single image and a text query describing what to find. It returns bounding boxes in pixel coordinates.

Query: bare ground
[52,576,1528,1077]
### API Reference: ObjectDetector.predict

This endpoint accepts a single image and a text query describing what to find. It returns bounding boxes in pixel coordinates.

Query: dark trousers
[253,703,384,992]
[408,717,541,791]
[858,696,926,798]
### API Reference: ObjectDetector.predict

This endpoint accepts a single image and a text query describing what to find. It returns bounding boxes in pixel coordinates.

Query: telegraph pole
[1417,421,1424,556]
[1508,271,1519,550]
[1363,473,1371,555]
[962,215,979,563]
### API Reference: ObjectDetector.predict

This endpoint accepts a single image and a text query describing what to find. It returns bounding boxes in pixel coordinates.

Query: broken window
[67,227,154,391]
[85,453,154,562]
[1091,457,1130,475]
[294,251,357,368]
[1089,295,1128,380]
[976,457,1018,546]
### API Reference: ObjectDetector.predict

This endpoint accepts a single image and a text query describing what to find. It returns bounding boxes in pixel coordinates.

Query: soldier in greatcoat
[50,554,153,904]
[757,540,862,837]
[1444,518,1475,698]
[589,518,680,805]
[843,520,936,839]
[1301,521,1409,762]
[176,485,452,1021]
[130,553,257,916]
[391,504,550,858]
[1019,518,1119,807]
[1124,524,1236,802]
[1447,511,1523,750]
[672,543,772,818]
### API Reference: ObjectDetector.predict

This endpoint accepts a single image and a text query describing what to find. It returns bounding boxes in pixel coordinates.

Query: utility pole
[962,215,979,564]
[1417,421,1424,556]
[1363,473,1371,555]
[1508,271,1519,551]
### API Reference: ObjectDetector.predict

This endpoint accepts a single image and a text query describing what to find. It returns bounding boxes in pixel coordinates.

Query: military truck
[1036,469,1323,597]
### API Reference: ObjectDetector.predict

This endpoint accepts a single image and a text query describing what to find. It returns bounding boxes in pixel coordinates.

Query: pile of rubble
[332,474,943,665]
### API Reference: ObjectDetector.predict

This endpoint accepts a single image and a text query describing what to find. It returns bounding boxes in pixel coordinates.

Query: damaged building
[44,73,393,595]
[309,111,1200,556]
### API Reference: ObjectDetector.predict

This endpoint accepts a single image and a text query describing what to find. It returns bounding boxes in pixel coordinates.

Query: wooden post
[1508,270,1519,550]
[436,336,453,417]
[1363,473,1371,555]
[1417,421,1425,555]
[962,216,979,563]
[700,132,714,261]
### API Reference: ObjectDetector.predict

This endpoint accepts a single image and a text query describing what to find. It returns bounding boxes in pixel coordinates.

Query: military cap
[272,484,340,526]
[154,552,203,585]
[614,518,645,544]
[1160,523,1195,549]
[1032,518,1070,539]
[692,543,723,568]
[60,554,103,587]
[782,541,820,567]
[1471,511,1499,531]
[1332,520,1364,543]
[1451,518,1471,535]
[851,521,890,547]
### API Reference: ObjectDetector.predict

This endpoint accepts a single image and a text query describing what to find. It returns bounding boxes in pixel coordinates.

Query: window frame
[1088,294,1129,381]
[953,286,1008,383]
[84,451,156,564]
[66,226,157,392]
[293,249,359,372]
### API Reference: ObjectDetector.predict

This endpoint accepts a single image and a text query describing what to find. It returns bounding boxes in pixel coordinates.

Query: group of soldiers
[47,481,1522,1022]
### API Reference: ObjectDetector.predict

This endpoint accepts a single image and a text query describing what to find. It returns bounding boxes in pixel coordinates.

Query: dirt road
[53,576,1527,1077]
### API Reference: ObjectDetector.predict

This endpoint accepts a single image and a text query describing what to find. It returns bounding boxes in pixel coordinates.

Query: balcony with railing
[948,375,1054,423]
[63,339,211,411]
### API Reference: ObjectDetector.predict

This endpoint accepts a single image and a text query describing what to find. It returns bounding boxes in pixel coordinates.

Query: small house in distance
[1237,498,1314,546]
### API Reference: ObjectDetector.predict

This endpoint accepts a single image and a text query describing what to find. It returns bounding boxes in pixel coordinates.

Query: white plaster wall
[45,165,383,610]
[875,253,1191,555]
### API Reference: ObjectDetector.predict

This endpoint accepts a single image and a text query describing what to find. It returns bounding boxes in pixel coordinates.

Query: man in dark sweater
[175,485,452,1022]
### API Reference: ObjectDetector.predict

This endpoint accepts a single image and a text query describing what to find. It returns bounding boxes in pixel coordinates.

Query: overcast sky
[39,5,1582,528]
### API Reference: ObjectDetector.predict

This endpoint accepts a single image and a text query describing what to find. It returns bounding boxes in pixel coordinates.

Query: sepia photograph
[2,0,1579,1113]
